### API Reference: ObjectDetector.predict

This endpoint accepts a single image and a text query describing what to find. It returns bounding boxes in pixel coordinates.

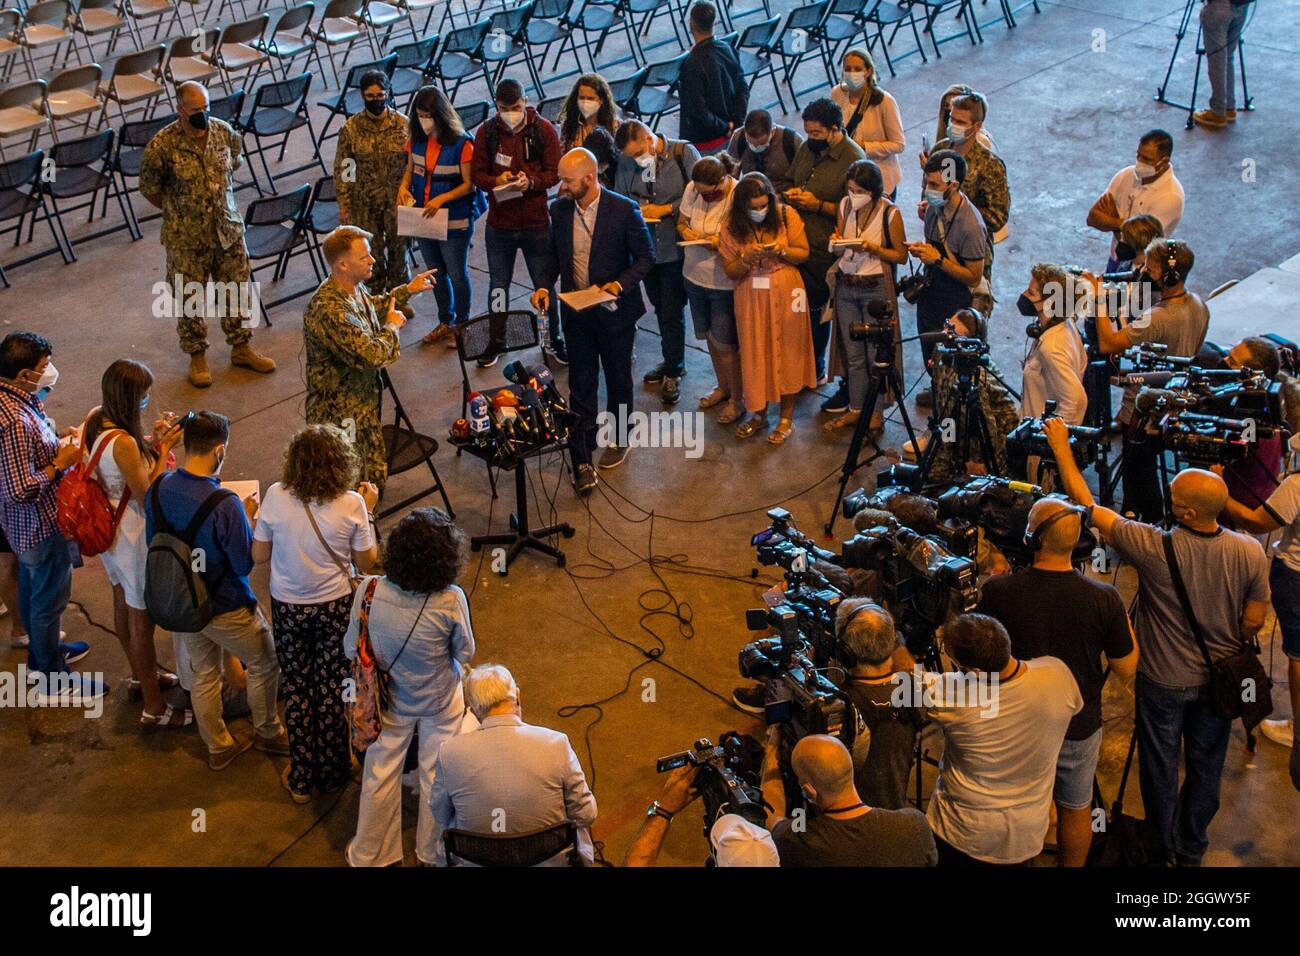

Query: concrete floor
[2,0,1298,866]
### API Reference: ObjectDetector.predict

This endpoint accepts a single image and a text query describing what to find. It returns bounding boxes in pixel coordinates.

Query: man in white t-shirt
[924,613,1082,866]
[1086,129,1184,271]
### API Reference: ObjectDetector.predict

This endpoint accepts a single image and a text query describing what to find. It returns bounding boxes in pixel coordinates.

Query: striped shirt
[0,380,63,554]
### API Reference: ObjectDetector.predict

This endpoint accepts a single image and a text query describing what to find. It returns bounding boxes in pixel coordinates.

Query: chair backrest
[455,99,488,132]
[168,29,217,60]
[738,15,780,50]
[0,78,47,109]
[717,30,738,48]
[532,0,568,19]
[456,309,540,362]
[442,17,489,55]
[0,10,21,38]
[47,62,101,92]
[77,0,120,15]
[643,52,684,88]
[343,51,396,88]
[307,173,337,232]
[50,127,114,167]
[271,1,315,35]
[117,110,176,149]
[312,173,335,203]
[444,821,579,867]
[392,34,437,69]
[829,0,859,16]
[786,0,830,33]
[24,0,70,27]
[110,44,164,78]
[606,67,646,108]
[320,0,362,19]
[487,0,532,38]
[536,93,563,123]
[0,148,45,193]
[244,181,311,227]
[220,13,269,46]
[250,71,311,112]
[208,88,245,123]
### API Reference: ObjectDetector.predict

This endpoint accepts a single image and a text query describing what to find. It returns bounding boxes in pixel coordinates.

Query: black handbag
[1161,531,1273,738]
[1088,726,1166,867]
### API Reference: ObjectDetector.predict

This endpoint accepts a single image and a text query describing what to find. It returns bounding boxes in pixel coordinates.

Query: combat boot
[231,343,277,373]
[189,352,212,388]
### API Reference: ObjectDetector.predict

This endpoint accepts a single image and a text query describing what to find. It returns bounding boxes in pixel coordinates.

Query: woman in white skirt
[344,508,477,866]
[82,359,188,726]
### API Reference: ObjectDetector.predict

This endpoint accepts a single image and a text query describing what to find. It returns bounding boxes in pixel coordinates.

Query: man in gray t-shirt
[1045,418,1270,865]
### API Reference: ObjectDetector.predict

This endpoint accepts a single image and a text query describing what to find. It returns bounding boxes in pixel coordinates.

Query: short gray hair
[464,663,518,719]
[837,599,898,666]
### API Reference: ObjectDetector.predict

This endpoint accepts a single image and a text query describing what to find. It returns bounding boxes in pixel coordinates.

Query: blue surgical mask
[924,188,947,208]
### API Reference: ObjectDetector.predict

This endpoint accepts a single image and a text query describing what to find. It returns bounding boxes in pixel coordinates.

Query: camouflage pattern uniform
[303,276,412,492]
[926,355,1021,485]
[334,108,410,294]
[932,138,1009,314]
[139,118,253,354]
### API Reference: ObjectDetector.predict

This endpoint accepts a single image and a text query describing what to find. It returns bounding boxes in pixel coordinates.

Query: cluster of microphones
[450,360,576,466]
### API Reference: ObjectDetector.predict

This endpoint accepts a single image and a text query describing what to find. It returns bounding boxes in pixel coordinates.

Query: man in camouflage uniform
[925,90,1008,316]
[139,81,276,388]
[303,226,437,493]
[334,71,410,295]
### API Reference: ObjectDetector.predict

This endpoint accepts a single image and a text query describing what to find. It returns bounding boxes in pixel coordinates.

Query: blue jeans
[1201,0,1248,114]
[17,531,72,674]
[484,224,560,346]
[834,277,889,412]
[416,234,471,327]
[1135,673,1232,865]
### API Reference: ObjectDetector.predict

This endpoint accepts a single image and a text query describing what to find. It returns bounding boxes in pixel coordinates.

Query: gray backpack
[145,480,236,633]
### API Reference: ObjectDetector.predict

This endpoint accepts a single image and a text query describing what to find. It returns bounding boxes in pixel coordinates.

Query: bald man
[760,731,936,866]
[531,148,654,495]
[1045,418,1269,866]
[976,497,1136,866]
[140,81,276,387]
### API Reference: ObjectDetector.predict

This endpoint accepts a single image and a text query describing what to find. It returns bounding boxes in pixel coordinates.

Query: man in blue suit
[532,148,655,496]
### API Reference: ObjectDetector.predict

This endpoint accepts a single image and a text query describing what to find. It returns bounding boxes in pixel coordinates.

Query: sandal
[699,386,729,410]
[735,415,768,439]
[140,704,193,729]
[768,419,795,445]
[127,670,181,702]
[716,401,743,425]
[823,411,859,432]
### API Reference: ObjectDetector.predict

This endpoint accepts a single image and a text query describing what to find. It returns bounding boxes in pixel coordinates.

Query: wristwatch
[646,801,675,823]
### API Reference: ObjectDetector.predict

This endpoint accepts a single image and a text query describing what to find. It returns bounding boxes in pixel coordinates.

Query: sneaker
[1260,718,1294,749]
[255,730,291,756]
[731,684,766,715]
[546,338,569,366]
[282,765,311,804]
[915,388,933,409]
[573,463,598,496]
[61,640,89,665]
[598,444,630,469]
[476,352,500,369]
[209,734,254,771]
[1193,109,1229,129]
[643,363,669,385]
[31,671,110,707]
[661,377,681,405]
[820,379,850,414]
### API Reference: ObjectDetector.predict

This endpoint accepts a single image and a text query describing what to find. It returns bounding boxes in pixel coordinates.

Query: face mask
[947,122,969,144]
[187,110,209,131]
[842,70,866,91]
[1115,241,1137,262]
[848,192,871,211]
[924,188,947,208]
[635,151,656,169]
[363,99,386,116]
[31,361,58,396]
[577,98,600,119]
[746,138,769,154]
[699,187,721,203]
[1017,293,1039,318]
[748,208,768,224]
[806,137,829,155]
[1134,162,1157,180]
[140,394,151,411]
[419,116,435,136]
[500,109,525,130]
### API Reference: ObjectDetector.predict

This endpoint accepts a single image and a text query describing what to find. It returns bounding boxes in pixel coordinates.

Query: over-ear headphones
[1022,500,1090,553]
[1025,315,1065,340]
[1161,240,1185,289]
[835,601,897,670]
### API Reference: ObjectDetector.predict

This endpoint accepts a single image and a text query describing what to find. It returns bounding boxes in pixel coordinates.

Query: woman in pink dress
[718,173,817,444]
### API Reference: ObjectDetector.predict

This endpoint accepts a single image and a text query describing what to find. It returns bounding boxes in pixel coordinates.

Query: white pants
[347,691,475,867]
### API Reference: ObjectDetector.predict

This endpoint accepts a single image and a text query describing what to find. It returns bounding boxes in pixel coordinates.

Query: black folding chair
[0,149,71,287]
[523,0,572,72]
[315,52,396,148]
[536,92,565,124]
[254,1,316,80]
[243,181,314,321]
[454,99,489,134]
[236,71,324,196]
[106,110,175,233]
[302,173,335,277]
[734,15,785,113]
[38,128,136,258]
[423,17,491,102]
[908,0,981,58]
[389,33,438,109]
[624,51,683,126]
[481,1,544,97]
[550,0,641,73]
[207,88,245,125]
[768,1,832,109]
[444,821,580,867]
[606,66,646,117]
[863,1,927,77]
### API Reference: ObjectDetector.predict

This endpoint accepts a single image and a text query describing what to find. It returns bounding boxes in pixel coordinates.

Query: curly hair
[384,507,467,594]
[281,424,360,506]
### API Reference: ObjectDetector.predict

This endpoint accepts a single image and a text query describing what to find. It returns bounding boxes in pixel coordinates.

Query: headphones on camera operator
[1159,240,1186,290]
[1022,499,1093,553]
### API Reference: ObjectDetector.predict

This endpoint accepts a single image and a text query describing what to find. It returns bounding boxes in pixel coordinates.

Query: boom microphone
[1134,387,1192,416]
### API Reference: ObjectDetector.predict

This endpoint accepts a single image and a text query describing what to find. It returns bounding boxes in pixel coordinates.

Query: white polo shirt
[1104,164,1184,258]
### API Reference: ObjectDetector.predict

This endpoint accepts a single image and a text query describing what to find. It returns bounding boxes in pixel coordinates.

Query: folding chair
[0,148,72,286]
[481,1,544,97]
[161,30,218,104]
[98,43,164,125]
[862,1,926,78]
[38,127,136,255]
[393,0,438,39]
[0,78,53,159]
[550,0,641,73]
[305,0,363,89]
[356,0,404,58]
[389,33,437,109]
[908,0,981,58]
[106,107,173,232]
[43,62,102,140]
[237,71,323,196]
[69,0,126,62]
[19,0,77,78]
[254,1,316,81]
[624,51,682,126]
[0,11,23,81]
[535,91,563,124]
[733,14,784,113]
[819,0,868,69]
[212,14,269,94]
[422,17,490,102]
[120,0,184,50]
[444,821,580,867]
[314,52,394,148]
[768,1,831,109]
[984,0,1039,30]
[454,97,487,133]
[523,0,570,71]
[243,180,313,319]
[302,172,334,276]
[605,66,644,117]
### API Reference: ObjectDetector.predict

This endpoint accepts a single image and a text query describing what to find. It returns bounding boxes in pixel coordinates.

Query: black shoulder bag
[1161,530,1273,739]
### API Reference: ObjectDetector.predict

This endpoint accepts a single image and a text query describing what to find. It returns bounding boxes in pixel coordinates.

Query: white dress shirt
[571,185,601,291]
[1021,317,1088,424]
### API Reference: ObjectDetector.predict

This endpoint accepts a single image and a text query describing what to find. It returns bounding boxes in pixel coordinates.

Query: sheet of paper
[559,287,617,311]
[396,206,449,240]
[494,182,522,203]
[677,238,715,247]
[830,237,863,247]
[221,480,260,504]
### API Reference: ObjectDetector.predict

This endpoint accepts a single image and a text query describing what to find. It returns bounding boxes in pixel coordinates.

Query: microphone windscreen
[491,390,520,407]
[502,361,529,384]
[1134,387,1180,416]
[852,508,898,533]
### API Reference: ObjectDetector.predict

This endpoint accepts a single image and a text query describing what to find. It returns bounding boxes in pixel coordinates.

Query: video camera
[656,733,767,836]
[931,332,993,376]
[1006,399,1106,469]
[848,298,897,347]
[935,475,1097,569]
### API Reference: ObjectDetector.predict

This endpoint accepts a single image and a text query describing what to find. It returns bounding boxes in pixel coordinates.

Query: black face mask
[1016,293,1039,318]
[1114,241,1137,262]
[187,110,208,131]
[806,138,829,155]
[364,99,386,116]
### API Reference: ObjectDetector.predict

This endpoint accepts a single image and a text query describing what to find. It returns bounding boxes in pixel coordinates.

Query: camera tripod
[916,361,1004,485]
[1156,0,1255,130]
[824,331,924,537]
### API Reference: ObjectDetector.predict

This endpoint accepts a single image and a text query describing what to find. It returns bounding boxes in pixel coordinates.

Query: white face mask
[746,138,769,154]
[419,116,435,136]
[848,193,871,210]
[947,122,970,144]
[500,109,525,130]
[32,361,58,394]
[577,98,600,119]
[1134,162,1158,180]
[842,70,866,91]
[748,207,768,224]
[635,151,656,169]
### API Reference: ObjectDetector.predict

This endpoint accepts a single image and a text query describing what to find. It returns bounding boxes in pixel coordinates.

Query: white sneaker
[1260,718,1295,749]
[9,630,66,650]
[30,672,110,706]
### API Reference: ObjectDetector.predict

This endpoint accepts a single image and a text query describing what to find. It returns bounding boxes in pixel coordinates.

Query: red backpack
[56,422,130,558]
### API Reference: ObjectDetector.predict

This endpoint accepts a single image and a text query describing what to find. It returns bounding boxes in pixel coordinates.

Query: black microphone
[1101,269,1142,283]
[502,360,531,385]
[917,330,954,343]
[517,387,550,438]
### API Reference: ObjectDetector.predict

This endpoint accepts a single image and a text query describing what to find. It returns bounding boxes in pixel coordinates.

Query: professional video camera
[1006,399,1107,469]
[750,508,846,667]
[848,298,897,345]
[931,332,993,376]
[935,475,1097,569]
[656,733,767,836]
[842,484,977,559]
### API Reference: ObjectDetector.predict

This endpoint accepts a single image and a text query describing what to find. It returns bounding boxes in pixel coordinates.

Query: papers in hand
[494,181,523,203]
[677,238,715,247]
[558,287,617,311]
[397,205,449,240]
[221,479,260,505]
[830,237,863,248]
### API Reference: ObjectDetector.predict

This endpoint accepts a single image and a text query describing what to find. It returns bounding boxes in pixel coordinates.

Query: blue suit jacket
[547,188,655,324]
